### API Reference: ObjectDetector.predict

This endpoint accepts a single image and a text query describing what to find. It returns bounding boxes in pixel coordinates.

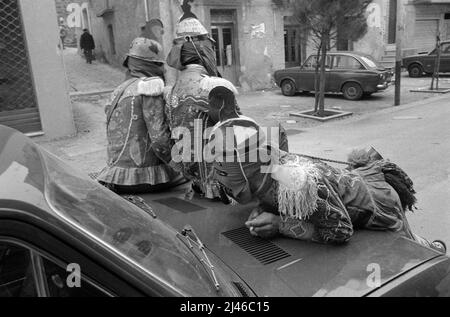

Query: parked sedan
[403,41,450,78]
[1,125,450,297]
[274,52,392,100]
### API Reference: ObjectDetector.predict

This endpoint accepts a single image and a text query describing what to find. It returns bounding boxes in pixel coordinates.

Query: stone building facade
[54,0,450,91]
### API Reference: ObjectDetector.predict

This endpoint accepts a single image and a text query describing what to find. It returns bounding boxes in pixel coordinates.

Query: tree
[283,0,372,117]
[430,32,441,91]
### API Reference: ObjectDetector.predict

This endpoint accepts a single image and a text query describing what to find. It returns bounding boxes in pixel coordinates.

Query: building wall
[19,0,75,138]
[404,2,450,52]
[353,0,392,60]
[89,0,148,65]
[191,0,286,91]
[83,0,285,91]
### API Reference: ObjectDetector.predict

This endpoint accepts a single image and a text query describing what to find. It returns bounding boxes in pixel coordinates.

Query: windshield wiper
[180,225,220,292]
[125,196,157,219]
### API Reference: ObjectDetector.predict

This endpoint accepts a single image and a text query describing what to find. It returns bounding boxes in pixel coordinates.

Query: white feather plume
[199,76,239,95]
[137,77,165,96]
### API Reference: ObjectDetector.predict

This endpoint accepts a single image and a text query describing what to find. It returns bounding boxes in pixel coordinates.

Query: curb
[301,92,450,131]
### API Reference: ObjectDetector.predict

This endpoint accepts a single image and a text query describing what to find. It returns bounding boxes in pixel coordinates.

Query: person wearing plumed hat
[165,0,241,199]
[97,38,183,194]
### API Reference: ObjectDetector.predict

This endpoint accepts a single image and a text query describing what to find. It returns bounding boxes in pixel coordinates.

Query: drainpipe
[144,0,150,22]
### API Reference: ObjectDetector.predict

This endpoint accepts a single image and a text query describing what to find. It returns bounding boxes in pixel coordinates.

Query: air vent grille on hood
[223,227,291,265]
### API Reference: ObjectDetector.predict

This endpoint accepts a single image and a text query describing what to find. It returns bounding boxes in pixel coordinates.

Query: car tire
[281,80,296,96]
[342,82,363,101]
[408,64,423,78]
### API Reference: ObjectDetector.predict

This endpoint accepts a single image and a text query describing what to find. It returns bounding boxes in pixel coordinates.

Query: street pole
[394,0,403,106]
[144,0,150,22]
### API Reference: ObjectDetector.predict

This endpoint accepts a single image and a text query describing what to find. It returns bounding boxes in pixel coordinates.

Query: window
[0,244,37,297]
[333,56,364,70]
[108,24,116,55]
[211,28,221,66]
[41,258,110,297]
[303,55,332,70]
[441,43,450,54]
[0,241,111,297]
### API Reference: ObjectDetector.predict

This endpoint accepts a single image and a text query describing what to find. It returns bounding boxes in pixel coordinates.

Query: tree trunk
[317,38,328,117]
[314,44,322,113]
[431,35,441,90]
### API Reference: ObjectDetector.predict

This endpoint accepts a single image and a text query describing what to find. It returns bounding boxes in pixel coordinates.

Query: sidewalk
[62,48,124,93]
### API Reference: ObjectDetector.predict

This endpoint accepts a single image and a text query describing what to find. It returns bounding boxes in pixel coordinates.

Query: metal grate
[0,0,42,133]
[222,227,291,265]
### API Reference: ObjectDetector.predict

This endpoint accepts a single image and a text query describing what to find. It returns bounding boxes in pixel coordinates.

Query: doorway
[445,13,450,40]
[388,0,397,44]
[284,26,302,68]
[210,10,239,85]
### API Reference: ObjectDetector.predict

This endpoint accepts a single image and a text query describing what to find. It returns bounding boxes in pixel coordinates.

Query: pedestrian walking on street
[80,29,95,64]
[97,38,184,194]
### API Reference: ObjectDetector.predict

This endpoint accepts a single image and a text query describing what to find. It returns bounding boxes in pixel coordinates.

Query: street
[37,50,450,244]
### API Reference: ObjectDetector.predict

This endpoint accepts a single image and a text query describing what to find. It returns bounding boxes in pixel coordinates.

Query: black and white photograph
[1,0,450,303]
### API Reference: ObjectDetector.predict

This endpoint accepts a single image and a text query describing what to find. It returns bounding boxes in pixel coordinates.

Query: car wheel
[281,80,296,96]
[342,82,363,101]
[408,64,423,78]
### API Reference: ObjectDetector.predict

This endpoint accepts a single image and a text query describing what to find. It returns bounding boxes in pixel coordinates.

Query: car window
[0,243,37,297]
[441,43,450,54]
[360,56,378,69]
[333,55,364,70]
[41,257,111,297]
[303,55,332,69]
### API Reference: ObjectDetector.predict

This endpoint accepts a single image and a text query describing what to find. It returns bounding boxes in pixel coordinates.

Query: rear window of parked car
[333,56,365,70]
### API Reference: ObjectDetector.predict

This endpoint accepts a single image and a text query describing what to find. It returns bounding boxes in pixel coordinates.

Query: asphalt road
[287,93,450,244]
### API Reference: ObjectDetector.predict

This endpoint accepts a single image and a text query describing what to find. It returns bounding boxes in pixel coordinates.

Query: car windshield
[359,55,379,69]
[40,150,220,296]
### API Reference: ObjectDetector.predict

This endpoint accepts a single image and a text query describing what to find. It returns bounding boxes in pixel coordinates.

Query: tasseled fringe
[276,161,321,220]
[347,149,371,168]
[200,76,239,95]
[137,77,165,96]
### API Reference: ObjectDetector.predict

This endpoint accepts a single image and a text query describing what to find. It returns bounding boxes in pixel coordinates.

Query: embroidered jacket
[165,64,235,198]
[97,77,176,186]
[255,153,408,245]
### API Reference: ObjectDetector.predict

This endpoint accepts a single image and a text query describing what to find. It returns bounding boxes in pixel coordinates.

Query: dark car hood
[0,125,240,297]
[143,188,441,297]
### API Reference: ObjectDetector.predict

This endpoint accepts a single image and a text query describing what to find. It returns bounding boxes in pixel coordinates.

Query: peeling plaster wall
[159,0,285,91]
[83,0,286,91]
[353,0,390,60]
[238,0,285,91]
[88,0,147,66]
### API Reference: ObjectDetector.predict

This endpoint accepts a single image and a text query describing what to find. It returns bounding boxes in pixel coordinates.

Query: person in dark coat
[80,29,95,64]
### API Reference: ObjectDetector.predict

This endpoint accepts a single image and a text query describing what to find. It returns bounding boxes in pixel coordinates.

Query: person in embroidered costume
[97,38,182,194]
[165,1,240,199]
[208,116,446,253]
